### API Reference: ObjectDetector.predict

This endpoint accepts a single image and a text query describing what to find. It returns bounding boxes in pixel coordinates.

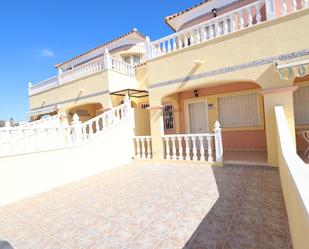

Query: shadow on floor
[0,241,14,249]
[183,165,293,249]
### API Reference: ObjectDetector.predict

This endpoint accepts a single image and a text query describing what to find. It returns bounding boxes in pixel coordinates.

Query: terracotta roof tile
[55,29,146,68]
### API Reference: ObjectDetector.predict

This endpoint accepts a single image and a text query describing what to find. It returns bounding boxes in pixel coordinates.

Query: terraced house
[1,0,309,248]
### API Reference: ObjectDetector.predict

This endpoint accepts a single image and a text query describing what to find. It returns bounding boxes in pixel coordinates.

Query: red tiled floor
[0,163,292,249]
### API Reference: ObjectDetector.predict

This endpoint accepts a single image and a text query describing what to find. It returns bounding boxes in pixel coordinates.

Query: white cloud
[41,49,55,57]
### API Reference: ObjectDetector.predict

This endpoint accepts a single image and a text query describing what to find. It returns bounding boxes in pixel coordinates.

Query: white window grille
[218,93,260,128]
[294,84,309,124]
[163,105,174,130]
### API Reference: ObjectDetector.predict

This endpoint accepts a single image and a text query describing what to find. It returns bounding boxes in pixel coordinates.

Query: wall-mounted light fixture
[194,59,204,66]
[212,8,218,18]
[193,89,199,97]
[79,88,84,93]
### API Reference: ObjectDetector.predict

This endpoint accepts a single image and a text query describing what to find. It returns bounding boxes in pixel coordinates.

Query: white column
[72,114,83,145]
[28,82,32,95]
[145,36,152,60]
[213,121,223,162]
[58,69,62,85]
[103,49,111,69]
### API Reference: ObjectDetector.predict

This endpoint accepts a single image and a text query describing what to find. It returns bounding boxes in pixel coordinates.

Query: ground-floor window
[163,104,174,130]
[218,92,260,128]
[294,84,309,124]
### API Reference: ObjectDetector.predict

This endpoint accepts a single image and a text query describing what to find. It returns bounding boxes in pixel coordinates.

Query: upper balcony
[29,49,137,96]
[145,0,309,60]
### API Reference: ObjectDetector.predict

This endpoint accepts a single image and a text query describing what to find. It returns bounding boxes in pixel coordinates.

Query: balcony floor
[224,150,268,166]
[0,162,292,249]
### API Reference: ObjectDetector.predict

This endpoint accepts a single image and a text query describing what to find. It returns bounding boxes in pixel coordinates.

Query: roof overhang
[165,0,236,31]
[110,89,149,98]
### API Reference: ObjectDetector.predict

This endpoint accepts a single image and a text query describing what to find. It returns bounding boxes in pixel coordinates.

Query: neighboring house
[28,0,309,167]
[0,120,5,128]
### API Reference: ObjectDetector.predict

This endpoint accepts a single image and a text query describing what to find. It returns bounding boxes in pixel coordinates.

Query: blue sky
[0,0,198,121]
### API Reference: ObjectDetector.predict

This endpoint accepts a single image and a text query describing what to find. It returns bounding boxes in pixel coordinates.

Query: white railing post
[58,69,62,86]
[265,0,276,20]
[103,49,111,69]
[213,121,223,162]
[72,114,82,145]
[141,137,146,159]
[28,82,32,95]
[184,136,190,161]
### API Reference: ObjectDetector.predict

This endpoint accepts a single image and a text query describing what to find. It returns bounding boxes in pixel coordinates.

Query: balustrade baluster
[146,137,152,159]
[184,137,190,160]
[196,29,201,43]
[192,136,198,161]
[282,0,288,15]
[95,119,100,133]
[248,7,254,26]
[141,137,146,159]
[207,136,213,162]
[178,36,182,50]
[89,123,93,137]
[230,14,236,32]
[292,0,297,11]
[209,24,214,39]
[184,35,189,47]
[162,41,166,54]
[165,137,170,159]
[215,22,220,37]
[167,39,171,52]
[303,0,309,8]
[136,138,141,158]
[223,18,229,34]
[239,10,245,29]
[178,137,184,160]
[256,3,262,23]
[199,136,205,161]
[171,137,177,160]
[201,26,207,41]
[172,37,177,51]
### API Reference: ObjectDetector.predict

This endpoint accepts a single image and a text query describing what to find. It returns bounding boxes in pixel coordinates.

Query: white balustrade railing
[0,100,132,157]
[60,57,105,84]
[29,50,136,96]
[146,0,309,60]
[134,136,152,159]
[110,57,136,76]
[29,76,58,95]
[0,126,73,157]
[20,114,61,128]
[162,121,223,163]
[80,100,130,143]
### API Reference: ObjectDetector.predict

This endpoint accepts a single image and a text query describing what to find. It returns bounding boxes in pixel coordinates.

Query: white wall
[0,116,135,206]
